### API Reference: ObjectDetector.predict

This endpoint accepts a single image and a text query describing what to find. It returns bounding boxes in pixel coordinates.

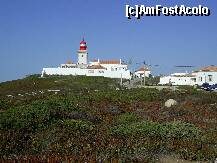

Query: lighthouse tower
[77,38,88,68]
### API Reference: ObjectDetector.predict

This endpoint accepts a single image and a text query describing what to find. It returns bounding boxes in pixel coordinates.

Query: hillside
[1,75,217,162]
[0,75,119,97]
[0,75,120,109]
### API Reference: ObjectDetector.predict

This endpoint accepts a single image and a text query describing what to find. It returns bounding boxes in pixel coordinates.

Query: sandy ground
[158,155,210,163]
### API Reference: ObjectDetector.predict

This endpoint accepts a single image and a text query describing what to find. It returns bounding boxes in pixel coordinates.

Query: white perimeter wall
[171,77,195,86]
[159,76,196,86]
[42,68,131,79]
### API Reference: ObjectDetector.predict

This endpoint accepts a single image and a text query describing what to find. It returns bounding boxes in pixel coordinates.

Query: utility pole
[136,61,159,87]
[137,60,157,87]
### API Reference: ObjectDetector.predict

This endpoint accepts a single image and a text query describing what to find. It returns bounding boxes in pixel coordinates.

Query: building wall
[60,64,77,68]
[159,76,196,86]
[159,71,217,86]
[102,64,128,71]
[159,76,171,85]
[170,76,196,86]
[196,71,217,85]
[89,62,128,71]
[135,71,151,78]
[41,67,131,79]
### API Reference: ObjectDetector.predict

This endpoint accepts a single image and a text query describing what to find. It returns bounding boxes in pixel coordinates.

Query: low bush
[117,113,141,124]
[111,120,202,140]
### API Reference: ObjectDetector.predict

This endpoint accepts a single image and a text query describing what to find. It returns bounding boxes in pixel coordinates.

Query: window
[208,75,213,82]
[88,70,94,73]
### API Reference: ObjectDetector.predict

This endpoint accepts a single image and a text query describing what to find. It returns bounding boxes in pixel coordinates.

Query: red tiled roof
[199,66,217,72]
[100,60,120,64]
[173,74,196,77]
[87,65,107,69]
[136,67,150,72]
[91,59,127,65]
[91,59,120,64]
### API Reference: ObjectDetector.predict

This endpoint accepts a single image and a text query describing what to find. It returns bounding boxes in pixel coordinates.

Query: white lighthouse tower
[77,38,88,68]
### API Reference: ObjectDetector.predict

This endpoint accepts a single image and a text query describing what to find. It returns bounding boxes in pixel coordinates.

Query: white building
[159,73,196,86]
[159,66,217,86]
[41,38,131,79]
[195,66,217,85]
[134,67,151,78]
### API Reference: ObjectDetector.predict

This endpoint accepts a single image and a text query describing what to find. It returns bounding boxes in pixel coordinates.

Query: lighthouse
[77,38,88,68]
[41,37,132,79]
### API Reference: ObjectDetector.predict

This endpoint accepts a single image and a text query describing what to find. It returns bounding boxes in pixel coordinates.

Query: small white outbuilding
[134,67,151,78]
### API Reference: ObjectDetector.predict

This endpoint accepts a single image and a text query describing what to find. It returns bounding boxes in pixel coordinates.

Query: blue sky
[0,0,217,82]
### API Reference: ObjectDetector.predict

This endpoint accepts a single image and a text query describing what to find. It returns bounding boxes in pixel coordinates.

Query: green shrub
[117,113,140,124]
[57,119,94,132]
[111,120,202,140]
[0,99,10,110]
[166,121,202,140]
[0,105,51,130]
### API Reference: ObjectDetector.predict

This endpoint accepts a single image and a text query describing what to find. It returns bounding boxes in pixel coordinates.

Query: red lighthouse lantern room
[80,38,87,51]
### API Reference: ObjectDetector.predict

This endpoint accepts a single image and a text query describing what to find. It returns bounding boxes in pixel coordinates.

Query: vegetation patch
[111,120,202,140]
[1,76,217,161]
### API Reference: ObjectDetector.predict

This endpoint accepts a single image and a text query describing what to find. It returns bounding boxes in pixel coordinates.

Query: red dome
[80,38,86,44]
[79,38,87,50]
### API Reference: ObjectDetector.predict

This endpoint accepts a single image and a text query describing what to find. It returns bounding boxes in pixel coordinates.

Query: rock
[165,99,178,108]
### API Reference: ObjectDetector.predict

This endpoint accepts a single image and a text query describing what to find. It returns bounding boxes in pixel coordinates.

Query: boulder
[165,99,178,108]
